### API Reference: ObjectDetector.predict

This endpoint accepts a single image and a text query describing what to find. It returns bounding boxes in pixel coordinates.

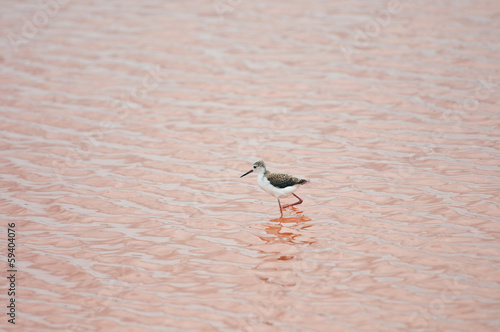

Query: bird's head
[240,160,267,177]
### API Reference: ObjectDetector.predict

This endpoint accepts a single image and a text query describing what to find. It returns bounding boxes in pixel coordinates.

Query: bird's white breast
[257,172,297,199]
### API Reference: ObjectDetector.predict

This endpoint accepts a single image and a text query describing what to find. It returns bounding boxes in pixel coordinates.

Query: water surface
[1,0,500,331]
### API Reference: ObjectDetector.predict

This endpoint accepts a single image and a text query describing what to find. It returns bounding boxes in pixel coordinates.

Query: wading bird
[240,160,308,215]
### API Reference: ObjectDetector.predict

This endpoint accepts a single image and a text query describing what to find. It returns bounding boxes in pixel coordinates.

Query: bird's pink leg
[283,193,303,209]
[277,198,283,216]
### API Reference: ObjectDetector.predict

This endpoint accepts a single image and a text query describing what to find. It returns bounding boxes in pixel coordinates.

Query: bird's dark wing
[266,173,308,188]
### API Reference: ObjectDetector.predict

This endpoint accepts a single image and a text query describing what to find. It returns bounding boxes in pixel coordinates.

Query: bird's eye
[253,165,256,169]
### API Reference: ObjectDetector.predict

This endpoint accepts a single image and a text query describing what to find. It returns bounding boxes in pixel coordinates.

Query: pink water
[1,0,500,331]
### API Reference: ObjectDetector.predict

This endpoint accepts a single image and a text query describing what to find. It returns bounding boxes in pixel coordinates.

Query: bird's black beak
[240,169,253,178]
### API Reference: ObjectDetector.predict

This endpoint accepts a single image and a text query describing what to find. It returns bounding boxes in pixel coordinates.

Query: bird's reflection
[251,210,319,289]
[261,209,313,245]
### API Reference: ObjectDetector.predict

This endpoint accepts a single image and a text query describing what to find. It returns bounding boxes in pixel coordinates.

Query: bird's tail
[299,179,308,185]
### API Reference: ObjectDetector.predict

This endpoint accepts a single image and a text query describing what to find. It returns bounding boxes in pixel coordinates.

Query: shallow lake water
[1,0,500,331]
